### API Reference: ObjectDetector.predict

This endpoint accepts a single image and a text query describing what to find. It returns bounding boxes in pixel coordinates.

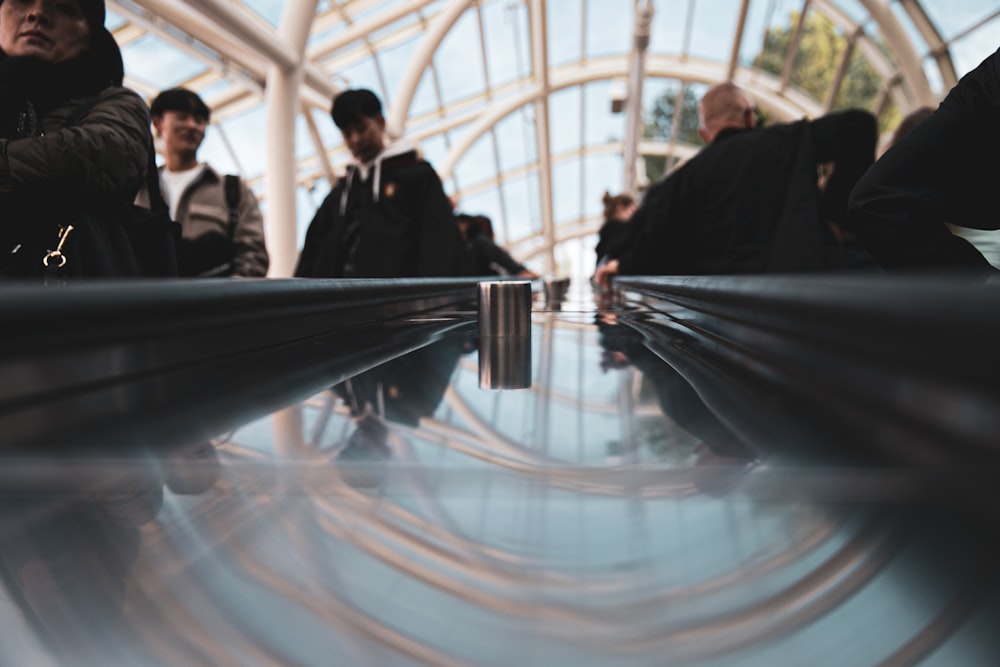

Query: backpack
[177,174,242,277]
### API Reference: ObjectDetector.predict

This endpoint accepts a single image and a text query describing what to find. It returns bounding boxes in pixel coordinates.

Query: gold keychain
[43,225,75,269]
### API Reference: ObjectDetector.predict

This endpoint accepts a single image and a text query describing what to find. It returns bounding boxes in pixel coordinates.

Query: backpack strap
[224,174,241,242]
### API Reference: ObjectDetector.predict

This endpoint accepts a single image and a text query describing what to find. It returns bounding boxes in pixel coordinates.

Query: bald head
[698,83,756,144]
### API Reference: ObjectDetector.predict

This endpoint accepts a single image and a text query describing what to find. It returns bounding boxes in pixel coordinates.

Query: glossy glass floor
[1,290,997,666]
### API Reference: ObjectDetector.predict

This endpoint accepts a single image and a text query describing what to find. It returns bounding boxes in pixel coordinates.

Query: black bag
[128,151,181,277]
[177,174,240,277]
[2,96,181,280]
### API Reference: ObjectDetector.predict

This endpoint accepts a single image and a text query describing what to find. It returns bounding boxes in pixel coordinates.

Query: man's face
[153,109,207,160]
[340,115,386,164]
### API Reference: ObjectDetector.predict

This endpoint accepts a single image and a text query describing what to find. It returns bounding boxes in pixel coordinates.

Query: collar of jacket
[339,139,419,216]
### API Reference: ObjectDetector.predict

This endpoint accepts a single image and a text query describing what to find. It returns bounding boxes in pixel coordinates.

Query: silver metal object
[543,277,570,306]
[478,281,531,337]
[478,335,532,389]
[478,280,532,389]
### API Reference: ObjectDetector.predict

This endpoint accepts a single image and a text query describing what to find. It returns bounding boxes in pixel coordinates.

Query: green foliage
[640,85,704,184]
[756,11,900,132]
[638,9,902,183]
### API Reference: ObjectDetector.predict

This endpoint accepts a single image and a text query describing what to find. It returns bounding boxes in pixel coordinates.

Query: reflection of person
[595,82,877,285]
[295,88,464,278]
[141,87,269,277]
[0,0,152,278]
[597,315,758,495]
[456,213,538,278]
[0,440,220,659]
[849,50,1000,272]
[332,334,468,489]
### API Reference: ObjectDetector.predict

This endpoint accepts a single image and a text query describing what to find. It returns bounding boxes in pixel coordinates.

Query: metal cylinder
[478,335,532,390]
[543,277,570,306]
[478,281,531,337]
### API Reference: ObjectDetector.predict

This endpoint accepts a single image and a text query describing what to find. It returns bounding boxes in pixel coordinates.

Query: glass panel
[584,0,632,58]
[501,173,540,243]
[548,0,583,67]
[454,131,498,186]
[495,110,537,174]
[949,15,1000,76]
[552,159,582,224]
[583,80,625,147]
[121,35,206,90]
[242,0,284,25]
[687,0,742,62]
[455,187,503,229]
[377,39,421,106]
[648,0,690,54]
[550,86,583,155]
[481,0,531,88]
[434,11,487,104]
[582,152,625,219]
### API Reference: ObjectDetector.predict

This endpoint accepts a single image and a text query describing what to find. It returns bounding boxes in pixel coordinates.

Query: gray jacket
[138,164,269,278]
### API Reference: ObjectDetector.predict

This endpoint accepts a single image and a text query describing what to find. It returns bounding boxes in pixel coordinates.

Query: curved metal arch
[264,1,320,278]
[437,55,823,183]
[894,0,959,90]
[856,0,936,106]
[813,0,917,114]
[386,0,474,140]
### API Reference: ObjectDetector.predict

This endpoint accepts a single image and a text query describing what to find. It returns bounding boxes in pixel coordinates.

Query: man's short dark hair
[331,89,383,130]
[150,88,211,122]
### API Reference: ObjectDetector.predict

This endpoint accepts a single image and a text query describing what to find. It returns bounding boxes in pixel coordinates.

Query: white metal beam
[857,0,935,106]
[174,0,337,101]
[529,0,556,274]
[437,55,821,182]
[265,0,322,278]
[622,1,653,196]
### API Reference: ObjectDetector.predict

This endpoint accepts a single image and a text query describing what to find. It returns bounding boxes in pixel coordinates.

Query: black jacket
[295,145,463,278]
[848,47,1000,271]
[617,109,876,276]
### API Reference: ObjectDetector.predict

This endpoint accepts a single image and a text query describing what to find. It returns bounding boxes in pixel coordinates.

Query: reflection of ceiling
[111,1,1000,278]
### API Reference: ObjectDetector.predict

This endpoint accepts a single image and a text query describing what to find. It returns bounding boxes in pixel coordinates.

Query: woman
[457,213,538,279]
[594,191,636,268]
[0,0,152,278]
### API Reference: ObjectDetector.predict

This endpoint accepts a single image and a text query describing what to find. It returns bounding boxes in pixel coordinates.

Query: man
[595,82,877,285]
[140,88,269,277]
[848,48,1000,273]
[294,88,463,278]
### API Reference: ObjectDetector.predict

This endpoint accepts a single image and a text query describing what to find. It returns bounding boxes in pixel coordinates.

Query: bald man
[596,82,877,284]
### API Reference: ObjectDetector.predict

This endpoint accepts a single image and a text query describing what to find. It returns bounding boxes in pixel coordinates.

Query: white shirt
[160,164,206,221]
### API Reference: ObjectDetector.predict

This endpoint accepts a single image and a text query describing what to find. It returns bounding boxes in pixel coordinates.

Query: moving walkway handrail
[0,277,481,451]
[612,272,1000,467]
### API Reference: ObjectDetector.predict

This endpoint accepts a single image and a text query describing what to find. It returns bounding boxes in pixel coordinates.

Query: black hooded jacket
[295,143,463,278]
[617,109,876,276]
[0,31,150,277]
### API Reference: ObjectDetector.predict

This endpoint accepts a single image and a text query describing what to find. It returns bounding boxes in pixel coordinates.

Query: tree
[639,9,899,186]
[755,11,899,132]
[640,85,704,185]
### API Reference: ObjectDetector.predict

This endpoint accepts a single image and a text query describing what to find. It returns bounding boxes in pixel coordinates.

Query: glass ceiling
[109,0,999,283]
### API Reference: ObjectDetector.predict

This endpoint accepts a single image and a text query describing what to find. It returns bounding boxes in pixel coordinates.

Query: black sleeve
[810,109,877,227]
[294,186,341,277]
[473,236,526,274]
[414,165,464,277]
[616,172,688,275]
[847,48,1000,270]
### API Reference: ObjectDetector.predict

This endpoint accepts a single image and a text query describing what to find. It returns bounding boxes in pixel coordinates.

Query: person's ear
[376,114,386,131]
[151,115,164,137]
[698,126,710,143]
